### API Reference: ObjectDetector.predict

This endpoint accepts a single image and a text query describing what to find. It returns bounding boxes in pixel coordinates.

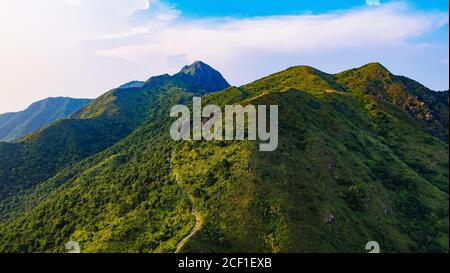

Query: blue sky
[164,0,449,45]
[163,0,449,45]
[166,0,448,17]
[0,0,448,113]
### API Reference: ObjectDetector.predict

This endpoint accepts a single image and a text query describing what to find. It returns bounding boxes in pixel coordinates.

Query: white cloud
[366,0,381,6]
[66,0,80,7]
[0,0,155,112]
[93,3,448,82]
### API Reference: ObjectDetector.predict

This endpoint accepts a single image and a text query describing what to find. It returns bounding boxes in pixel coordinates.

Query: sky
[0,0,448,113]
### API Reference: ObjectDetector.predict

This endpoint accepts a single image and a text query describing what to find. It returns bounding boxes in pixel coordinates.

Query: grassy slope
[0,78,190,200]
[175,65,448,253]
[0,77,212,252]
[0,64,447,253]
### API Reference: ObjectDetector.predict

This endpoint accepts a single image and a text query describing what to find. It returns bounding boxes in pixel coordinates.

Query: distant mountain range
[0,61,447,253]
[0,97,92,142]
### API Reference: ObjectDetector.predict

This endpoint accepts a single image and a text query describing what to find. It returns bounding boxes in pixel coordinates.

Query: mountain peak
[336,62,393,85]
[362,62,387,69]
[175,61,230,92]
[179,61,211,75]
[357,62,392,77]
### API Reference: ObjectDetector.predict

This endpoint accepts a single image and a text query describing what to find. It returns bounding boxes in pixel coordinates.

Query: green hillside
[0,62,447,253]
[0,97,92,142]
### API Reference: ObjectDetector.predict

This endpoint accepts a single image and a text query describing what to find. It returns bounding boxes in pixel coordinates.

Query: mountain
[174,61,230,92]
[0,62,447,253]
[0,65,228,200]
[336,63,449,141]
[0,97,92,142]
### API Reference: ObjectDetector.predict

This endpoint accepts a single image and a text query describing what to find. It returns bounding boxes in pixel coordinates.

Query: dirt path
[172,166,202,253]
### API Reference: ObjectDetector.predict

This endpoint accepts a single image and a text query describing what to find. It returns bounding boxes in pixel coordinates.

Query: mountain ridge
[0,61,447,253]
[0,97,92,142]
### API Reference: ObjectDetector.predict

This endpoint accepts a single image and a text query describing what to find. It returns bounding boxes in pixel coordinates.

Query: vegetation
[0,62,447,253]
